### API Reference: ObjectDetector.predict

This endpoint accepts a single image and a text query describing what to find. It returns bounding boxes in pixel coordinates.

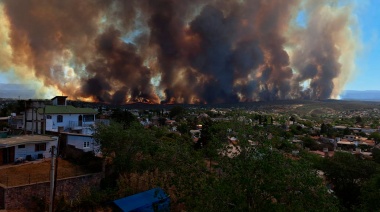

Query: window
[83,141,90,148]
[57,115,63,123]
[35,143,46,152]
[46,115,52,119]
[83,115,94,122]
[18,145,25,149]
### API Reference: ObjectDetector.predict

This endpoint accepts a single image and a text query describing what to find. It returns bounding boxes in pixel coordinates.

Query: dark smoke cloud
[188,5,239,103]
[82,26,159,103]
[0,0,357,104]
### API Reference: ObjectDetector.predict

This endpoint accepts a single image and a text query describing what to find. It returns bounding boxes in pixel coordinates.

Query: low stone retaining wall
[0,172,103,210]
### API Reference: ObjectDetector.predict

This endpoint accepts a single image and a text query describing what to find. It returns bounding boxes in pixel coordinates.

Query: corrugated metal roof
[0,135,56,147]
[0,116,10,121]
[113,188,169,211]
[38,105,97,114]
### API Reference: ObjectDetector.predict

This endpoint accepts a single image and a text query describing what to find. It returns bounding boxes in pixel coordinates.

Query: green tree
[197,118,213,147]
[94,122,154,173]
[360,173,380,211]
[0,101,25,116]
[371,119,379,129]
[372,148,380,164]
[320,123,327,135]
[190,146,339,211]
[320,152,378,210]
[158,117,166,126]
[110,109,137,128]
[369,132,380,144]
[320,123,334,137]
[177,122,190,135]
[356,116,363,124]
[301,136,319,150]
[343,127,351,136]
[92,117,340,211]
[169,106,186,120]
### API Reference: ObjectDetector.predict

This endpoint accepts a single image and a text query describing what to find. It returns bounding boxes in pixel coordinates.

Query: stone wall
[0,172,103,210]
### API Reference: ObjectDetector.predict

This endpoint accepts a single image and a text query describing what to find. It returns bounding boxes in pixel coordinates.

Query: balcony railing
[68,121,94,129]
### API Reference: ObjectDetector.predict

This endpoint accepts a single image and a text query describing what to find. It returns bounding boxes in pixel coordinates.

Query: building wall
[46,119,53,131]
[25,109,44,134]
[47,114,95,133]
[52,97,67,106]
[24,100,48,134]
[50,114,80,131]
[13,138,58,160]
[9,116,23,129]
[67,134,95,153]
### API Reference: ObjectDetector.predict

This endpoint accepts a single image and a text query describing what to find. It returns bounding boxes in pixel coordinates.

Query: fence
[0,164,97,187]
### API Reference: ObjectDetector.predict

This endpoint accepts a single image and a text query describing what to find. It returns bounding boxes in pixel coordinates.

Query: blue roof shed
[113,188,170,212]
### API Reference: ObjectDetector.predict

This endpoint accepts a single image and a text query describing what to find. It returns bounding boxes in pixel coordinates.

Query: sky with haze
[346,0,380,91]
[0,0,379,101]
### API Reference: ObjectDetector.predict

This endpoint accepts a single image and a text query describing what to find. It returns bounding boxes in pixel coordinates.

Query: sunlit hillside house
[0,135,58,165]
[25,96,98,135]
[42,96,97,134]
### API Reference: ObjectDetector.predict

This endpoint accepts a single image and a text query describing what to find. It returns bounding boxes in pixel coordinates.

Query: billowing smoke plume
[0,0,357,104]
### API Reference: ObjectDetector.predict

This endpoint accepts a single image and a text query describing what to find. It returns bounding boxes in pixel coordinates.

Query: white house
[43,96,98,134]
[24,96,98,135]
[0,135,58,165]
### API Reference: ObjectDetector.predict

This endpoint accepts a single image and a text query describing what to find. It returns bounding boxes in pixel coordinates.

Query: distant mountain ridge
[0,83,34,99]
[0,83,379,102]
[340,90,380,101]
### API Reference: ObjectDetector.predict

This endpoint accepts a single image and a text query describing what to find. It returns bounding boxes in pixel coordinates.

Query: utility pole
[49,146,57,212]
[31,107,34,135]
[43,107,46,135]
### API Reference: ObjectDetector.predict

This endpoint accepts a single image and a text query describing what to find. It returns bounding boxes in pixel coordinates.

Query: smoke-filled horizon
[0,0,357,104]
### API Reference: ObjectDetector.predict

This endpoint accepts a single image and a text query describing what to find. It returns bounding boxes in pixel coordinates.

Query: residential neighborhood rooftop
[0,135,56,147]
[61,132,93,137]
[51,96,68,100]
[38,105,98,114]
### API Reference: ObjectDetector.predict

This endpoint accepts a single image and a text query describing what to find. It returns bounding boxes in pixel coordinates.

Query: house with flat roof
[61,132,101,156]
[40,105,97,135]
[41,96,98,134]
[0,135,58,165]
[25,96,98,135]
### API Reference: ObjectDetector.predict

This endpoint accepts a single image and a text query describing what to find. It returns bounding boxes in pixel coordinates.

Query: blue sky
[345,0,380,90]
